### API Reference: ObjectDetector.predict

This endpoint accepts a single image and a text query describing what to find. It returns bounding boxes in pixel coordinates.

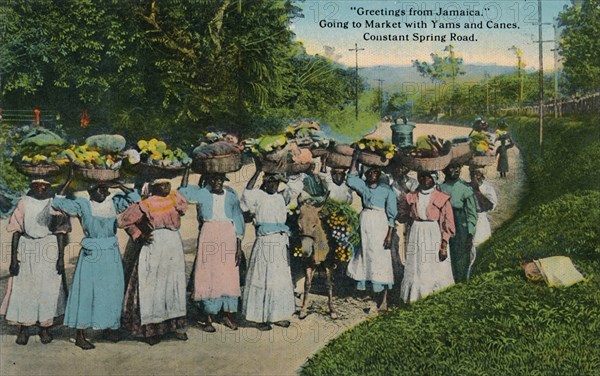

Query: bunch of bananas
[355,137,396,159]
[20,151,70,166]
[470,131,494,155]
[137,139,190,167]
[58,144,121,169]
[245,134,288,155]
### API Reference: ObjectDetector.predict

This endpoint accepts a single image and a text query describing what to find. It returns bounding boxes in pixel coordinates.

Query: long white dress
[473,180,498,246]
[400,188,455,303]
[1,196,65,326]
[345,173,397,292]
[241,188,295,323]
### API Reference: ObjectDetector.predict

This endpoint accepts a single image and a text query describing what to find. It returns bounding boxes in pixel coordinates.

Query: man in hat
[240,161,295,331]
[346,150,397,312]
[52,176,132,350]
[179,171,244,332]
[119,178,188,345]
[440,163,478,282]
[1,179,69,345]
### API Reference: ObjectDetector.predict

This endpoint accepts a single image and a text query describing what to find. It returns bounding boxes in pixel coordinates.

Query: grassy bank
[301,116,600,375]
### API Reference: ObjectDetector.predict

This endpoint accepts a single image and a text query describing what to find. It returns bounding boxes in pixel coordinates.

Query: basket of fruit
[401,152,452,172]
[469,130,496,166]
[136,138,191,178]
[326,144,354,169]
[400,135,453,171]
[63,134,126,181]
[16,128,70,177]
[450,137,472,165]
[354,137,395,167]
[76,167,120,181]
[246,134,314,174]
[192,133,243,174]
[471,154,496,166]
[192,152,242,174]
[19,163,62,177]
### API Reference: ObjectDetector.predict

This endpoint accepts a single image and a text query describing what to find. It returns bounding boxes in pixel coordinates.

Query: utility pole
[537,0,544,154]
[531,0,554,155]
[551,22,560,118]
[508,46,524,115]
[375,78,385,119]
[349,43,364,120]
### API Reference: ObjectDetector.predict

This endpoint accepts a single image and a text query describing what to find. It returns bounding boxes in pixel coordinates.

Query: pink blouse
[118,191,188,239]
[399,189,456,242]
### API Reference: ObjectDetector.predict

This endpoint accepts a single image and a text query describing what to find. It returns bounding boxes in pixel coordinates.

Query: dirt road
[0,123,524,375]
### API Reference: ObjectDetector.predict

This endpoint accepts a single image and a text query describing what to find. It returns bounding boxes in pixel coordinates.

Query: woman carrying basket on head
[118,178,189,346]
[399,170,456,303]
[179,169,244,332]
[2,179,69,346]
[51,172,134,350]
[345,149,397,312]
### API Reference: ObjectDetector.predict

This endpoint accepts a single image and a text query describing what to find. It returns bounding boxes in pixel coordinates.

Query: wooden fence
[501,92,600,117]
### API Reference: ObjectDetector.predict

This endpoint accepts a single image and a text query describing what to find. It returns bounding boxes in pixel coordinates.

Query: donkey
[296,202,338,319]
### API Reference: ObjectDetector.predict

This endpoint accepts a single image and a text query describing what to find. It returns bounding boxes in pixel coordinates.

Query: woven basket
[326,152,353,169]
[358,151,390,167]
[76,167,120,181]
[259,157,311,174]
[192,153,242,174]
[19,164,62,177]
[450,142,472,165]
[138,162,186,179]
[471,154,496,167]
[401,152,452,171]
[310,148,328,158]
[334,144,355,155]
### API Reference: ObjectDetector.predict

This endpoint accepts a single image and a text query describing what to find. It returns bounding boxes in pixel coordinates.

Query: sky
[290,0,572,69]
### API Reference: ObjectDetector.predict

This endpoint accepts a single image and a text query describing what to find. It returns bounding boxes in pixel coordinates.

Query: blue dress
[52,194,126,330]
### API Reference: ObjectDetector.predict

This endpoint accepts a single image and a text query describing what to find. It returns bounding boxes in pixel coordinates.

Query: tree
[412,45,466,116]
[1,0,356,141]
[558,0,600,94]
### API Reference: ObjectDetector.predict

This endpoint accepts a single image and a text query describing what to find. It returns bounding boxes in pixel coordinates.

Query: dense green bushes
[302,116,600,375]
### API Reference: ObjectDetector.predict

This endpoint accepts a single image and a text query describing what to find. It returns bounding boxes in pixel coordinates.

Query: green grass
[301,116,600,375]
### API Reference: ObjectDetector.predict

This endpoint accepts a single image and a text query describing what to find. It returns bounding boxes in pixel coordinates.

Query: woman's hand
[9,259,20,276]
[235,238,243,267]
[56,258,65,275]
[439,240,448,261]
[383,227,393,249]
[116,181,133,193]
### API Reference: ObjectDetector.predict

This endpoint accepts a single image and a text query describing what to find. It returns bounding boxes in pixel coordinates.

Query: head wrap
[417,170,439,185]
[206,173,230,182]
[151,178,171,185]
[31,179,50,185]
[469,165,486,179]
[263,173,288,183]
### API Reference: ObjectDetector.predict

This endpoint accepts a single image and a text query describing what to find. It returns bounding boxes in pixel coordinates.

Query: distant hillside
[359,64,517,89]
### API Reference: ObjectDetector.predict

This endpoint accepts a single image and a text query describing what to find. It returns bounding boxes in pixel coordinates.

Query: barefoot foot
[75,338,95,350]
[273,320,290,328]
[39,328,53,344]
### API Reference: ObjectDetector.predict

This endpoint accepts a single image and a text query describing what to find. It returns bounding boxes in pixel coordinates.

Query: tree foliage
[558,0,600,94]
[0,0,361,141]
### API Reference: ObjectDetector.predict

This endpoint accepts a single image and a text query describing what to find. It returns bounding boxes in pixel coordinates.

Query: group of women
[1,144,498,348]
[340,149,497,309]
